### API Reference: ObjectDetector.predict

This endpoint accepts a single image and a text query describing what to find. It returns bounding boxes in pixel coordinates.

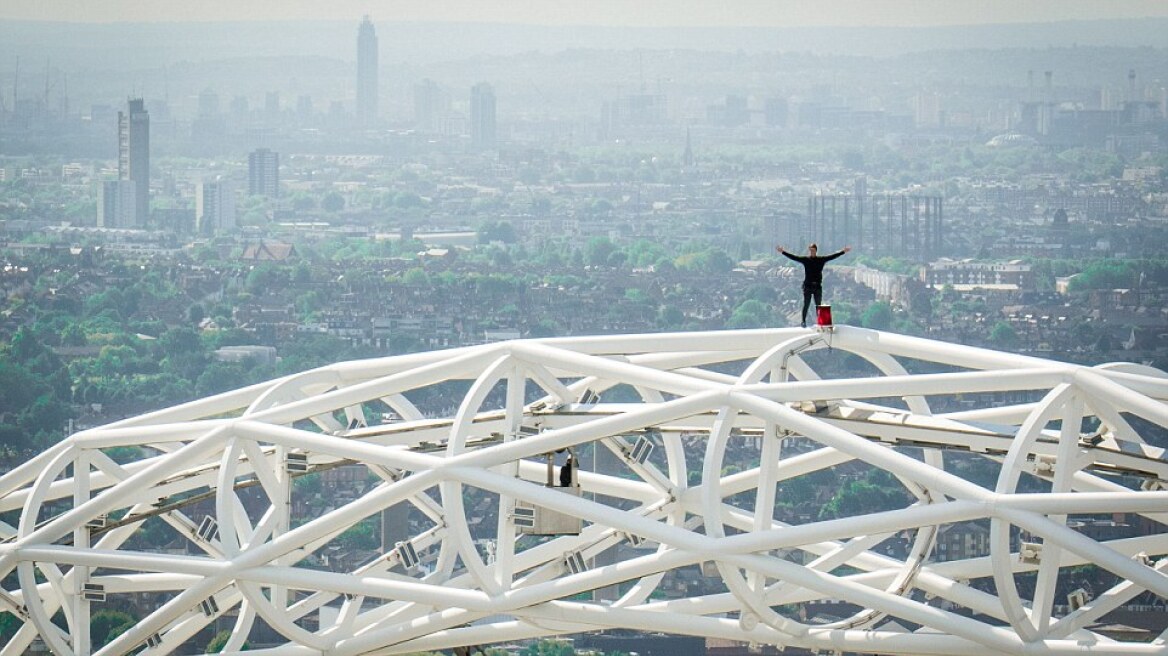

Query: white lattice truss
[2,327,1168,655]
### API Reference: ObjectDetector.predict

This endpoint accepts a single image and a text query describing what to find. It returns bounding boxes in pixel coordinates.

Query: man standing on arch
[776,243,851,327]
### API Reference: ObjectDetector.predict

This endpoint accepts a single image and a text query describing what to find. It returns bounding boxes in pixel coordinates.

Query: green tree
[0,358,71,455]
[291,193,315,211]
[727,299,773,329]
[90,609,136,648]
[861,301,893,330]
[585,237,616,266]
[989,321,1018,348]
[626,239,667,267]
[205,629,249,653]
[321,191,346,213]
[675,248,734,274]
[60,323,88,347]
[157,324,210,378]
[245,264,282,294]
[1056,147,1123,182]
[296,290,325,320]
[657,304,685,329]
[293,262,312,283]
[530,319,562,338]
[624,288,650,303]
[92,344,143,378]
[818,475,907,520]
[654,257,676,274]
[742,283,776,303]
[388,334,421,355]
[1067,261,1135,292]
[490,247,513,267]
[187,303,206,325]
[520,639,575,656]
[277,334,361,374]
[10,326,49,362]
[471,274,511,295]
[395,191,424,208]
[84,287,138,319]
[338,517,379,550]
[196,361,250,397]
[0,612,19,643]
[703,248,735,273]
[478,221,518,244]
[157,325,206,364]
[403,268,431,286]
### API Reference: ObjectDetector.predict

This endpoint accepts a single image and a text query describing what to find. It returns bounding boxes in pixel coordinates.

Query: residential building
[935,521,991,561]
[923,259,1034,290]
[470,82,496,149]
[118,98,149,227]
[97,180,137,229]
[196,179,236,236]
[248,148,279,198]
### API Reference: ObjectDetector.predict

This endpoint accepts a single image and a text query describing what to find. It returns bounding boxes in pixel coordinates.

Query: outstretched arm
[776,245,803,263]
[823,246,852,262]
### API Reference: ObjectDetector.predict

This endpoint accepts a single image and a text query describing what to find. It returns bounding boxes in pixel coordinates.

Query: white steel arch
[1,326,1166,655]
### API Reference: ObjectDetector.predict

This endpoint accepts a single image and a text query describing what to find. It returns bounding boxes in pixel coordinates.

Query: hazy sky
[5,0,1168,27]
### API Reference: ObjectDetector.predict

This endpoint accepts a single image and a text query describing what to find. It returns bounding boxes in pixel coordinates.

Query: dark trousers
[801,282,822,326]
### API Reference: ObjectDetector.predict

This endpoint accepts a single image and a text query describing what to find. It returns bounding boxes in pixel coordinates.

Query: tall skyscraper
[470,82,496,150]
[356,16,379,128]
[97,180,137,229]
[248,148,280,198]
[414,78,450,133]
[196,179,236,236]
[118,98,149,227]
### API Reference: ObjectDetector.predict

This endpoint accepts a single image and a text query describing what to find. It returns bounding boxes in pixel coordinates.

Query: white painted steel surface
[1,326,1166,655]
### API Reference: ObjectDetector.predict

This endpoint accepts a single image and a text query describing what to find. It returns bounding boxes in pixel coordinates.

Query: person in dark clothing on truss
[776,243,851,327]
[560,454,575,487]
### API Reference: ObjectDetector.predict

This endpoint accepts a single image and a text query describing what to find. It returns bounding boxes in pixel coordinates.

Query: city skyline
[4,0,1168,27]
[0,1,1165,651]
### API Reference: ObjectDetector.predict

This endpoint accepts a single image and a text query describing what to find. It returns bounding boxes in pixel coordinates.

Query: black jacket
[781,249,846,286]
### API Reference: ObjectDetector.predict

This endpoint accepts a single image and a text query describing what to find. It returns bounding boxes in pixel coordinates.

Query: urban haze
[1,3,1167,654]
